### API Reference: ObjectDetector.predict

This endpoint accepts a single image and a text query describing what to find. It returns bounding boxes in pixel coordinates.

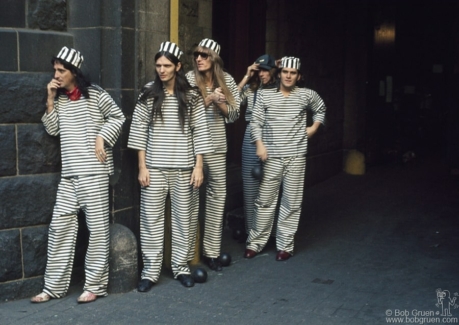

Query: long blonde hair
[192,46,236,107]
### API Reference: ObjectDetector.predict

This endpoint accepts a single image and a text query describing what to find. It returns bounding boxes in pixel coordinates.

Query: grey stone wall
[0,0,140,302]
[0,0,73,302]
[179,0,212,72]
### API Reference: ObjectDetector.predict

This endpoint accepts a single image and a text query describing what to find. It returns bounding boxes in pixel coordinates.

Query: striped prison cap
[198,38,221,55]
[279,56,301,70]
[56,47,84,69]
[158,41,183,60]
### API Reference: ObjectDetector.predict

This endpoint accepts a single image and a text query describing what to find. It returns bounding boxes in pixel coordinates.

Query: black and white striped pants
[43,174,110,298]
[246,156,306,254]
[201,153,227,258]
[241,126,260,234]
[140,168,197,282]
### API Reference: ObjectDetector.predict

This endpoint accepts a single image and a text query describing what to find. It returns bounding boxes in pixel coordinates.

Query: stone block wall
[0,0,73,302]
[0,0,142,302]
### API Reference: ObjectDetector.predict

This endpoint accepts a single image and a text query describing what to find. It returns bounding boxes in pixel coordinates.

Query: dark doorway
[365,0,459,167]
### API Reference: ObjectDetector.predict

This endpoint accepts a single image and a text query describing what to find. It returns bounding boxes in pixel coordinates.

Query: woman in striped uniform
[31,47,125,303]
[128,42,212,291]
[244,56,326,261]
[185,38,241,271]
[237,54,278,240]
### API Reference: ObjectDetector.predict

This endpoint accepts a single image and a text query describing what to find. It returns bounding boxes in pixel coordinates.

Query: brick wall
[0,0,74,301]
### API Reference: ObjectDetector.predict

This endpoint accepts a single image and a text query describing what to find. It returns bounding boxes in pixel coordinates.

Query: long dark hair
[140,51,193,132]
[51,58,91,98]
[248,67,278,91]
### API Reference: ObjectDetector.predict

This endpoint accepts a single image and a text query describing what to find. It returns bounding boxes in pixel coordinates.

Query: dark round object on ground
[192,268,207,283]
[251,164,263,180]
[219,253,232,267]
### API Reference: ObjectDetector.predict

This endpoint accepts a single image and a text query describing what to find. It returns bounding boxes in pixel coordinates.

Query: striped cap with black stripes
[198,38,221,55]
[279,56,301,70]
[158,41,183,60]
[56,46,84,69]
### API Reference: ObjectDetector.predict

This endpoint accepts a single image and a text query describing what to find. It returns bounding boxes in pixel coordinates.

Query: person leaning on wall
[31,46,125,304]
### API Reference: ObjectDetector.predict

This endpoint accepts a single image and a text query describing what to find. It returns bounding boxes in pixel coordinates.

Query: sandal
[31,292,51,303]
[77,291,97,303]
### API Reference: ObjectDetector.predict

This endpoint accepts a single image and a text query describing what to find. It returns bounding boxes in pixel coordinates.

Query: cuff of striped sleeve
[224,106,240,124]
[97,130,119,147]
[41,110,59,130]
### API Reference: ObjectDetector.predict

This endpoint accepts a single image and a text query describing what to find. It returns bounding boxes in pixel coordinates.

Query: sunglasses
[193,51,209,60]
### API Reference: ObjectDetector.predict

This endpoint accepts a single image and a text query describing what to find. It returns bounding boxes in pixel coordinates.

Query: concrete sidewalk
[2,157,459,325]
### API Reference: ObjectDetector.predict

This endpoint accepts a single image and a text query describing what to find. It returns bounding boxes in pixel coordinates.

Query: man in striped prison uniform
[238,54,278,240]
[128,42,213,291]
[244,56,326,261]
[186,38,241,271]
[31,47,125,304]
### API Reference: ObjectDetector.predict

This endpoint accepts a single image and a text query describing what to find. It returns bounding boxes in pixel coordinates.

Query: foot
[203,256,222,271]
[137,279,155,292]
[77,291,97,303]
[244,249,257,259]
[31,292,51,303]
[276,250,292,261]
[177,274,195,288]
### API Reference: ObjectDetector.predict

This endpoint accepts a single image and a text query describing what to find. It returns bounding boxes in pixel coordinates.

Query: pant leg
[78,174,110,296]
[43,177,80,298]
[276,157,306,254]
[202,153,227,258]
[187,178,200,262]
[241,126,261,234]
[246,158,283,253]
[170,169,194,277]
[139,168,168,283]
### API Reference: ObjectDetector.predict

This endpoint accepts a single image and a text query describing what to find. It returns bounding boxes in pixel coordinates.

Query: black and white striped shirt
[240,83,276,123]
[127,83,213,169]
[250,86,326,158]
[185,71,240,154]
[42,85,125,177]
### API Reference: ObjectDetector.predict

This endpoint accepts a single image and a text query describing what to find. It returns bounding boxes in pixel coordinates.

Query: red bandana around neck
[65,87,82,101]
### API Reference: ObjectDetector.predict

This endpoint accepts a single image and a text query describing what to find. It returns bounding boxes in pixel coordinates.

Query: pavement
[1,156,459,325]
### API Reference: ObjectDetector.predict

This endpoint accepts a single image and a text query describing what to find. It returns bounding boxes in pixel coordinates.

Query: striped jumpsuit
[128,84,212,281]
[185,71,241,259]
[41,85,125,298]
[247,86,326,254]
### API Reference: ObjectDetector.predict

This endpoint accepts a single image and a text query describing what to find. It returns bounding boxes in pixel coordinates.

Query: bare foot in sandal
[31,292,51,303]
[77,291,97,303]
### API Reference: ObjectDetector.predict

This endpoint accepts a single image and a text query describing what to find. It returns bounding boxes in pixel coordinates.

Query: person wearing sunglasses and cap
[186,39,240,272]
[31,47,125,304]
[237,54,278,241]
[128,42,212,291]
[244,56,326,262]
